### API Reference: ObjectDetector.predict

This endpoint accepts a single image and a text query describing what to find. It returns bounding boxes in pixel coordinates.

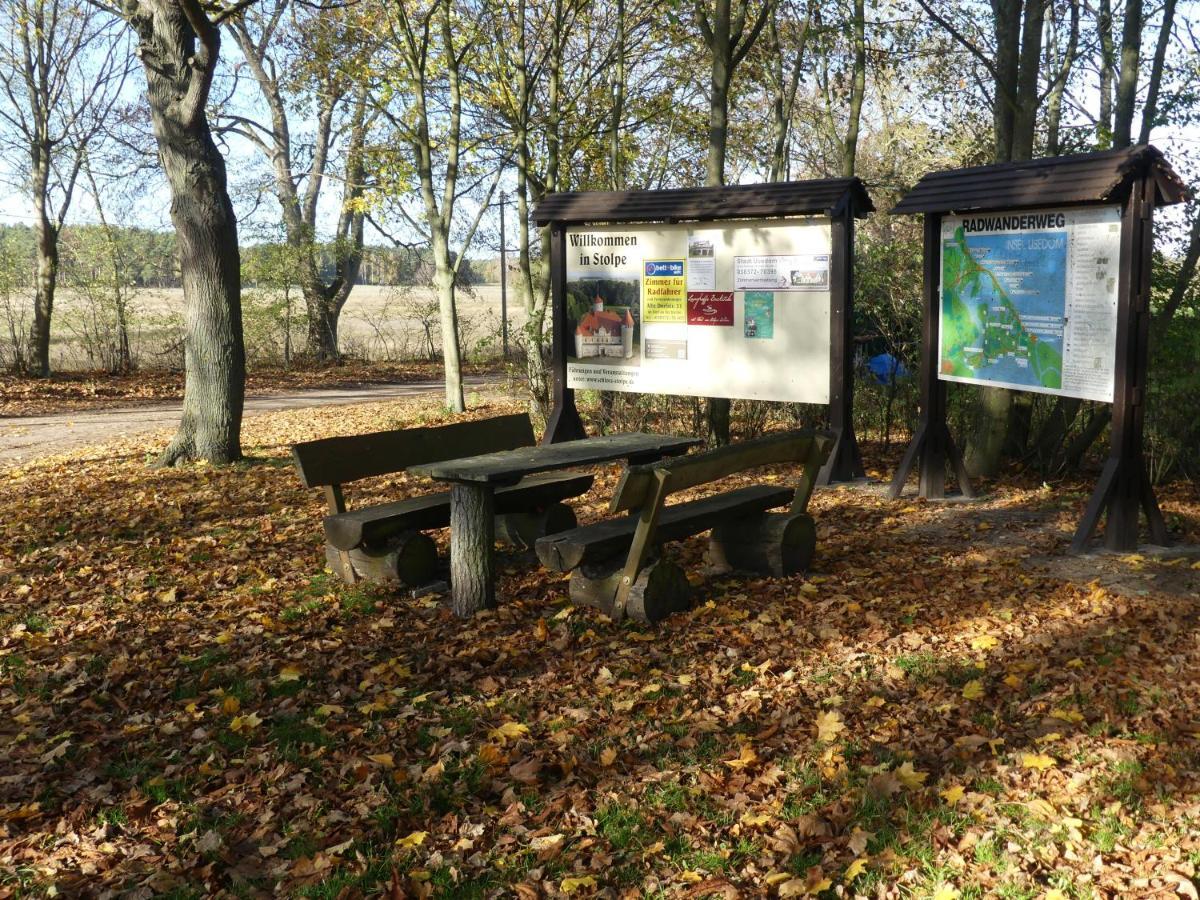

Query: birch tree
[378,0,500,412]
[0,0,131,376]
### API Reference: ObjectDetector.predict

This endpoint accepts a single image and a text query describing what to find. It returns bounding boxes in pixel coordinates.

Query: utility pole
[498,191,509,359]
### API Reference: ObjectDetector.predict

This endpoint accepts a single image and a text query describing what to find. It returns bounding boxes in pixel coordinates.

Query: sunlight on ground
[1,396,1198,897]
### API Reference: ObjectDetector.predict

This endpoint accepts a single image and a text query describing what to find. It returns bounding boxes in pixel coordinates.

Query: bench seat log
[324,471,594,551]
[326,532,439,585]
[535,484,794,572]
[708,511,817,577]
[569,557,691,624]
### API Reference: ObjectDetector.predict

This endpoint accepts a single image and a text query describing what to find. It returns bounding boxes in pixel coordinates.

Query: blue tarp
[866,353,909,385]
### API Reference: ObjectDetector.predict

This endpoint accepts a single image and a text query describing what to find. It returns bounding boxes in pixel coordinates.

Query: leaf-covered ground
[0,361,502,417]
[2,396,1199,899]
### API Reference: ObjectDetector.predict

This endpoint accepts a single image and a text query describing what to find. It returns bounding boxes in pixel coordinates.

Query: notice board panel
[938,205,1121,403]
[564,218,832,403]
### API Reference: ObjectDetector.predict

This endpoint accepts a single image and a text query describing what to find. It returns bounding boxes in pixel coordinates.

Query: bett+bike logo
[644,260,684,277]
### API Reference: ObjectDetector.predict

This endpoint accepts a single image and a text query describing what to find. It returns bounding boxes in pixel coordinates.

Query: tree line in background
[0,0,1197,475]
[0,223,492,292]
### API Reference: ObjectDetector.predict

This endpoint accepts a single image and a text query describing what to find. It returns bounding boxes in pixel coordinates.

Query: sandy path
[0,376,497,467]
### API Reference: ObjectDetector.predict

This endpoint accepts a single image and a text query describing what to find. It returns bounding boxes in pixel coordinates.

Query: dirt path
[0,376,497,467]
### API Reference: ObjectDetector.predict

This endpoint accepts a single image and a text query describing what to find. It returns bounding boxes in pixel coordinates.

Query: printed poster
[939,205,1120,403]
[687,292,734,326]
[687,233,717,290]
[642,259,688,360]
[743,292,774,339]
[734,254,830,291]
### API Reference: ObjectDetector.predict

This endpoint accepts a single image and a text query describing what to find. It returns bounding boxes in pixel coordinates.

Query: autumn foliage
[2,396,1199,897]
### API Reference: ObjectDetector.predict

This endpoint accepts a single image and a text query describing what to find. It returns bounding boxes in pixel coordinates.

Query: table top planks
[409,432,701,485]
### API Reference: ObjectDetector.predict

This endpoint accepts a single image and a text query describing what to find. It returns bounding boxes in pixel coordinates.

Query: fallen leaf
[560,874,597,894]
[844,857,868,881]
[1022,753,1056,771]
[195,829,223,853]
[508,756,541,784]
[940,784,965,805]
[489,721,529,743]
[895,761,927,790]
[229,713,261,733]
[815,710,846,743]
[724,743,758,769]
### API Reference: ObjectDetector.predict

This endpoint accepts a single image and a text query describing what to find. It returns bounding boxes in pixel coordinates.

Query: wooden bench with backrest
[535,428,834,624]
[292,413,594,586]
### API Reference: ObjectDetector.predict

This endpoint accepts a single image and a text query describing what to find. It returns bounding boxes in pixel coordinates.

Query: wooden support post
[888,213,973,500]
[543,224,587,445]
[449,482,497,616]
[323,483,358,585]
[612,471,670,621]
[1071,175,1169,553]
[819,198,866,485]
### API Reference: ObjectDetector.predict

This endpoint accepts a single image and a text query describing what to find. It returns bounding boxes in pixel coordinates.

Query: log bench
[535,428,834,624]
[291,413,593,586]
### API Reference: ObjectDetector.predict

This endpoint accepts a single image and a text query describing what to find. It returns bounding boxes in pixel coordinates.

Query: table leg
[449,482,496,617]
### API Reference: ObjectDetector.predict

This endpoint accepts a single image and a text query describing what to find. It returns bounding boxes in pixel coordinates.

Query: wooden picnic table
[409,432,701,616]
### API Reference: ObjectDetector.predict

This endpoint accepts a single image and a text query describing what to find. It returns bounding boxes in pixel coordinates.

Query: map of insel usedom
[939,206,1122,403]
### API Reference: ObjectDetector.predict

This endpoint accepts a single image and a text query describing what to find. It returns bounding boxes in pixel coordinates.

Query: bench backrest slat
[610,429,833,513]
[291,413,536,489]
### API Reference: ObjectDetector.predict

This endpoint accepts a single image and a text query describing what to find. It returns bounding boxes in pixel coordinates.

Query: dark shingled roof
[533,177,873,226]
[892,145,1189,215]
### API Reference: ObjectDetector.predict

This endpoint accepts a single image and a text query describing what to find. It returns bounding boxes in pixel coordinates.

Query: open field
[5,284,529,372]
[2,391,1200,896]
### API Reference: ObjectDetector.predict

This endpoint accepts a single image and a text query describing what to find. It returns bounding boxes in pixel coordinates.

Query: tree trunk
[967,0,1044,475]
[433,231,465,412]
[306,297,341,363]
[1011,0,1046,160]
[705,6,731,188]
[1112,0,1141,148]
[842,0,866,177]
[990,0,1020,161]
[28,196,57,377]
[1098,0,1115,145]
[1044,0,1078,156]
[704,9,733,446]
[609,0,626,190]
[1138,0,1177,145]
[966,385,1012,477]
[128,0,245,467]
[155,131,245,465]
[1032,396,1081,471]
